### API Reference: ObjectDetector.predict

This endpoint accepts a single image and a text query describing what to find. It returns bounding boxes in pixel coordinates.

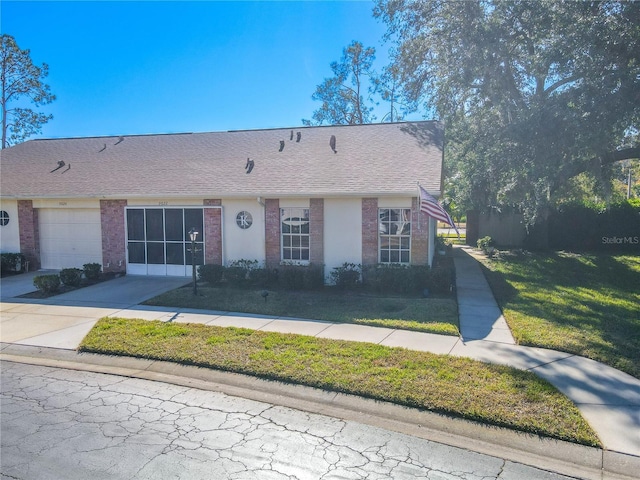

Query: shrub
[33,274,61,294]
[59,268,83,287]
[1,253,25,274]
[198,264,225,285]
[363,262,454,295]
[425,265,454,294]
[225,259,262,287]
[83,263,102,280]
[363,264,415,294]
[477,236,493,251]
[330,263,361,290]
[277,263,324,290]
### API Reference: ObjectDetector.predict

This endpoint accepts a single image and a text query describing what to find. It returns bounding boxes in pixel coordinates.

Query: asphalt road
[0,361,574,480]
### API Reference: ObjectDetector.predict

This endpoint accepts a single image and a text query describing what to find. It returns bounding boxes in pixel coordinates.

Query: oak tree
[375,0,640,223]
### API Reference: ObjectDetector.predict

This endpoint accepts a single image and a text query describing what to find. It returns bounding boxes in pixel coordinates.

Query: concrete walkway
[1,250,639,477]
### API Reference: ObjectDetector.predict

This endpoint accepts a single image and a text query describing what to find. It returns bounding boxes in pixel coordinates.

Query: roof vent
[290,130,294,141]
[330,135,337,154]
[50,160,65,173]
[296,132,301,142]
[114,136,124,145]
[279,140,285,152]
[245,157,255,174]
[99,143,107,152]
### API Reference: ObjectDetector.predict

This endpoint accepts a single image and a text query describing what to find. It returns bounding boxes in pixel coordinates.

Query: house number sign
[236,211,253,229]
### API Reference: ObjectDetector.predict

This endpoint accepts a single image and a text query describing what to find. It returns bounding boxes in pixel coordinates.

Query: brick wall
[203,199,222,265]
[17,200,40,270]
[100,200,127,273]
[361,198,378,266]
[264,199,280,268]
[411,197,430,265]
[309,198,324,265]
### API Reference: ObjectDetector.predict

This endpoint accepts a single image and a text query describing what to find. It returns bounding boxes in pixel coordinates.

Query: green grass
[144,287,460,336]
[79,317,600,446]
[480,252,640,378]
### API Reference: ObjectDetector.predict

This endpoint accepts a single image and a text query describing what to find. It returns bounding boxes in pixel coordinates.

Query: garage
[38,208,103,270]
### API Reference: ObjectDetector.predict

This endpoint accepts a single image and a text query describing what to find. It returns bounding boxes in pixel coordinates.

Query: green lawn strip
[79,317,599,446]
[143,286,459,336]
[480,252,640,378]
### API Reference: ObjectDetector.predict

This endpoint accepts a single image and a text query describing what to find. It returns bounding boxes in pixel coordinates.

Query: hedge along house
[0,121,444,281]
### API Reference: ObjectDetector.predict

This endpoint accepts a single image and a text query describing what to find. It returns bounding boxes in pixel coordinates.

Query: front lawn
[79,317,599,446]
[144,286,460,336]
[480,251,640,378]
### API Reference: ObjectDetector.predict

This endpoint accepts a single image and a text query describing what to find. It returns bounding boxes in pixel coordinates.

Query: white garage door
[39,208,103,270]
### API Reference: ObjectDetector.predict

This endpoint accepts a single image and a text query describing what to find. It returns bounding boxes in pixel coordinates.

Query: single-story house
[0,121,444,281]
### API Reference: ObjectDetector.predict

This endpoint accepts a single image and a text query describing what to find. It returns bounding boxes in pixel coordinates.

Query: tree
[303,41,377,126]
[1,34,55,149]
[374,0,640,224]
[372,62,407,123]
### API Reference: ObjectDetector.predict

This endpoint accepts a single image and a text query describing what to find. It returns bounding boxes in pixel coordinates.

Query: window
[379,208,411,263]
[236,211,253,229]
[281,207,310,262]
[0,210,9,226]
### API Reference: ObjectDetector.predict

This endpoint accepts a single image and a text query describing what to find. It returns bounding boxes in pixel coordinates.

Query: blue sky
[2,0,418,139]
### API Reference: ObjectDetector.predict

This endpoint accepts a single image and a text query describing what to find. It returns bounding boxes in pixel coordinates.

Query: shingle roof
[0,121,443,200]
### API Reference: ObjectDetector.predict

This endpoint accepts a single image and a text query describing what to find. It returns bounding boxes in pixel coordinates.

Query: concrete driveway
[0,272,189,349]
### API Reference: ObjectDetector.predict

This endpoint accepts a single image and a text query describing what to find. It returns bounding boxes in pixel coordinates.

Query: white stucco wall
[323,198,362,283]
[223,199,265,266]
[0,199,20,253]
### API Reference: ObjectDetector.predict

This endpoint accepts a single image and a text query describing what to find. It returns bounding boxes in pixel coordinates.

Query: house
[0,121,444,281]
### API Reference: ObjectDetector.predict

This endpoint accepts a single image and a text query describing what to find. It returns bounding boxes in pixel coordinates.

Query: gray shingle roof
[0,121,443,199]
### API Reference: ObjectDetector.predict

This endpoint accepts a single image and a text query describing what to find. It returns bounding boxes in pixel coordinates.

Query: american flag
[418,185,459,234]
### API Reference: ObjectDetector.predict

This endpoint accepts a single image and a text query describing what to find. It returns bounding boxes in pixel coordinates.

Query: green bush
[225,259,263,287]
[277,263,324,290]
[1,253,25,274]
[198,264,225,285]
[83,263,102,280]
[59,268,83,287]
[33,274,61,294]
[330,262,361,289]
[363,262,454,295]
[425,265,454,294]
[477,236,493,251]
[363,264,414,294]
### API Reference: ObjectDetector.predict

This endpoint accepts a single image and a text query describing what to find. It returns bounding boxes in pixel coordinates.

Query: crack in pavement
[1,361,577,480]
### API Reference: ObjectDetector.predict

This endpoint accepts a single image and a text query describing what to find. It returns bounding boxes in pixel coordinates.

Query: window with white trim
[281,207,310,262]
[379,208,411,263]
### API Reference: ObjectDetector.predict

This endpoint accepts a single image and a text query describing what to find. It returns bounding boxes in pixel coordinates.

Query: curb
[1,343,638,480]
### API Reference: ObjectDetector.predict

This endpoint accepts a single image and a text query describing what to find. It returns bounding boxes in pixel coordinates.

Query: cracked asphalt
[1,362,574,480]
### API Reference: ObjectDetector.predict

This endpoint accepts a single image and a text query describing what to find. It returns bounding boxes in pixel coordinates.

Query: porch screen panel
[145,209,165,264]
[165,209,185,265]
[127,209,145,263]
[126,207,204,267]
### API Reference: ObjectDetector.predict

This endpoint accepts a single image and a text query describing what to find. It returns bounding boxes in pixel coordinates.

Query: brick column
[17,200,40,270]
[265,199,280,269]
[411,196,429,265]
[309,198,324,265]
[100,199,127,273]
[361,198,378,266]
[204,199,222,265]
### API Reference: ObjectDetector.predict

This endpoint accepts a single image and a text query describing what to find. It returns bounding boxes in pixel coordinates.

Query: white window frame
[378,208,411,264]
[280,207,310,264]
